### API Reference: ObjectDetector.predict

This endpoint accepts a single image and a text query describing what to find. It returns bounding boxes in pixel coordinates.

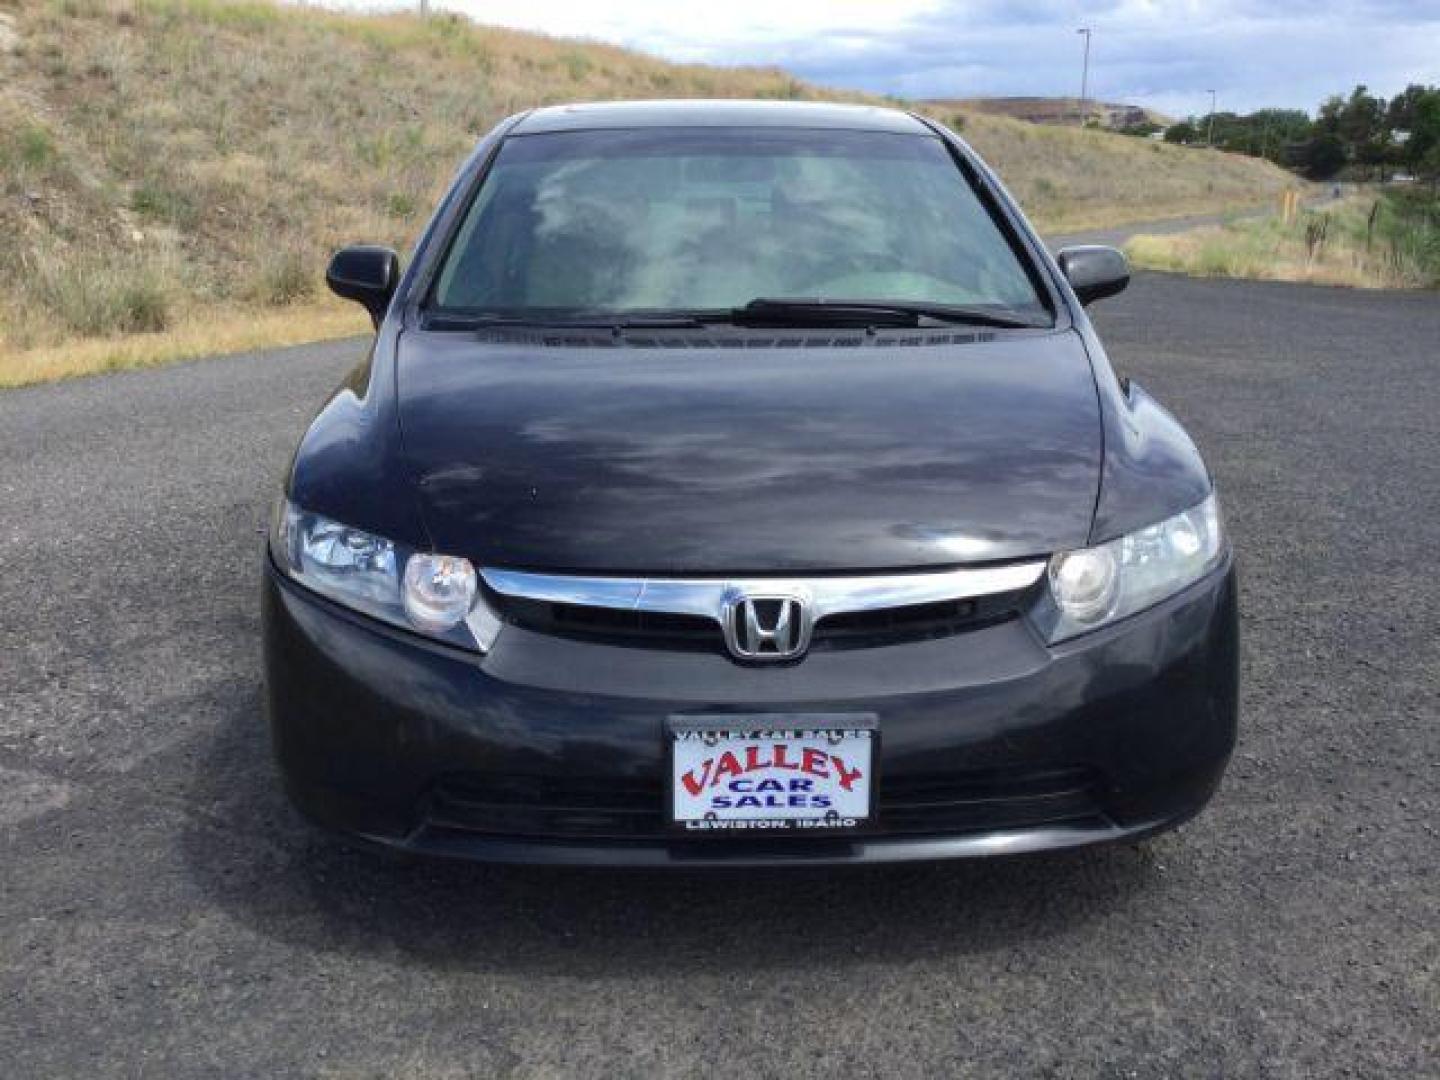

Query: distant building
[1101,104,1151,129]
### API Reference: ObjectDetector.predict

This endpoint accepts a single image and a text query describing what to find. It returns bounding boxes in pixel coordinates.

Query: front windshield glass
[430,127,1048,320]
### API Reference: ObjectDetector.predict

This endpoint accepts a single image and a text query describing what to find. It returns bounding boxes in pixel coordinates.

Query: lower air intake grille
[424,766,1103,841]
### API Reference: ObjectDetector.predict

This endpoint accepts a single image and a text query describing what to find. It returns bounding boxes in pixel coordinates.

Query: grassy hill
[0,0,1297,385]
[934,96,1174,129]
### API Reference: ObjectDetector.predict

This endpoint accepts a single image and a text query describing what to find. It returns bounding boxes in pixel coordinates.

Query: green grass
[16,125,56,168]
[131,182,200,228]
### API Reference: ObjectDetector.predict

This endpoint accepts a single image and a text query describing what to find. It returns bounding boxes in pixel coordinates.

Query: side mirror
[1056,245,1130,306]
[326,245,400,327]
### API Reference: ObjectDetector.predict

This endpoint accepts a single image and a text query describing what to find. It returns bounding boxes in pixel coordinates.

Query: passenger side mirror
[326,245,400,327]
[1056,245,1130,306]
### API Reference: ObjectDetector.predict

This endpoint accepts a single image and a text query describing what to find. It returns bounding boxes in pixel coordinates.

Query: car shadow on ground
[177,686,1171,977]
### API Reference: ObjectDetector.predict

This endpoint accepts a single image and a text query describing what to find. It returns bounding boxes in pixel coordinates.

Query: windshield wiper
[425,312,708,331]
[732,298,1049,330]
[424,301,1048,332]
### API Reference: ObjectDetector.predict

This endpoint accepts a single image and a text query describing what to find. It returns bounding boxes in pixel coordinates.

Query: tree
[1334,86,1391,176]
[1155,84,1439,184]
[1337,86,1385,143]
[1387,84,1431,132]
[1422,143,1440,190]
[1405,88,1440,174]
[1316,94,1345,136]
[1303,134,1348,179]
[1164,119,1198,144]
[1118,120,1163,138]
[1247,109,1315,163]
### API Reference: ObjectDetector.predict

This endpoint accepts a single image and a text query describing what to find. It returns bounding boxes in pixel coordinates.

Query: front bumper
[262,556,1238,867]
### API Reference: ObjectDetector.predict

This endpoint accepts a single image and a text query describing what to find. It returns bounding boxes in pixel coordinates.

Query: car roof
[510,99,932,135]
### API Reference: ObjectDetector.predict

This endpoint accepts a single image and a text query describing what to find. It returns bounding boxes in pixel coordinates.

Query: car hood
[395,329,1101,573]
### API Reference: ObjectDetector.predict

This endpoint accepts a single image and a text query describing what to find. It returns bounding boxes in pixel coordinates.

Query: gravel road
[1,272,1436,1077]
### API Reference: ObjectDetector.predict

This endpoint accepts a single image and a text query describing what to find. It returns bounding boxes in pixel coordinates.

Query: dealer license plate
[669,715,877,832]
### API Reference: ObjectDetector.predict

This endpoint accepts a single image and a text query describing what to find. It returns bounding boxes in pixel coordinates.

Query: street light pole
[1206,89,1217,147]
[1076,28,1092,127]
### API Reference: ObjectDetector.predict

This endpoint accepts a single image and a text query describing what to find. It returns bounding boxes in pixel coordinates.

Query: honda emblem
[721,593,812,661]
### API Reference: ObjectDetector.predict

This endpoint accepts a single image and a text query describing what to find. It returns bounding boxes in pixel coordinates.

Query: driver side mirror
[1056,245,1130,306]
[326,245,400,327]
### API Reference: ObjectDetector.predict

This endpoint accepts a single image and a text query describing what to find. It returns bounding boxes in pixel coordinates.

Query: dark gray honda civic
[263,100,1237,866]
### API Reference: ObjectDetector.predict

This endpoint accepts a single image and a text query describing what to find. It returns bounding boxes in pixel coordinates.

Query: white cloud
[322,0,942,57]
[310,0,1440,114]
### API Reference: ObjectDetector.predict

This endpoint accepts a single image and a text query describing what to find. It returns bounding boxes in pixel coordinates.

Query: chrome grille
[482,562,1045,654]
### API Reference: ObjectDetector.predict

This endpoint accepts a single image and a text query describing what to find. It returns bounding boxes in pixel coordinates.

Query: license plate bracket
[667,714,878,834]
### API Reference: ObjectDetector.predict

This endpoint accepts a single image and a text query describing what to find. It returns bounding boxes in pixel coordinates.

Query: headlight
[1040,492,1225,642]
[271,499,496,650]
[403,554,478,634]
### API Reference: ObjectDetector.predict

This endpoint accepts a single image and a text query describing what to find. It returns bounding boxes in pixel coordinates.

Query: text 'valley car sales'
[671,727,874,830]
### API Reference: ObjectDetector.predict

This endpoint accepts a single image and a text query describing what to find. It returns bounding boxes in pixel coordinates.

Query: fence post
[1280,190,1299,226]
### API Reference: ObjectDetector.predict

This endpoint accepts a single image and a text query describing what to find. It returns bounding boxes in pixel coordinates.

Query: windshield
[430,127,1049,322]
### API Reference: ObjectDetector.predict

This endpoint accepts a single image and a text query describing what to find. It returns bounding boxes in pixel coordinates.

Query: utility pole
[419,0,429,14]
[1076,28,1092,127]
[1206,89,1217,147]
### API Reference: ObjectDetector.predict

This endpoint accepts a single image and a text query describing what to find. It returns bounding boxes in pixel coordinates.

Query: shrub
[131,182,199,228]
[560,50,591,81]
[756,78,805,101]
[0,123,57,172]
[18,125,56,168]
[119,279,171,332]
[247,249,314,306]
[26,250,174,338]
[385,191,418,218]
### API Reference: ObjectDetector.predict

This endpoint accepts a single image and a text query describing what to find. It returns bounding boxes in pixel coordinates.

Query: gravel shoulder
[1,274,1436,1077]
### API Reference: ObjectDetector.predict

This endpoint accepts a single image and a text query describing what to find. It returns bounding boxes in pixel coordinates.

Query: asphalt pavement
[1,272,1437,1077]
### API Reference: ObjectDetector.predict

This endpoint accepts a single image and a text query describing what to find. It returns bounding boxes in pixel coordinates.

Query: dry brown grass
[0,0,1296,386]
[959,113,1292,233]
[0,302,368,389]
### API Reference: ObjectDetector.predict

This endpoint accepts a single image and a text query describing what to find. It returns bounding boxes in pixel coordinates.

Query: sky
[321,1,1440,118]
